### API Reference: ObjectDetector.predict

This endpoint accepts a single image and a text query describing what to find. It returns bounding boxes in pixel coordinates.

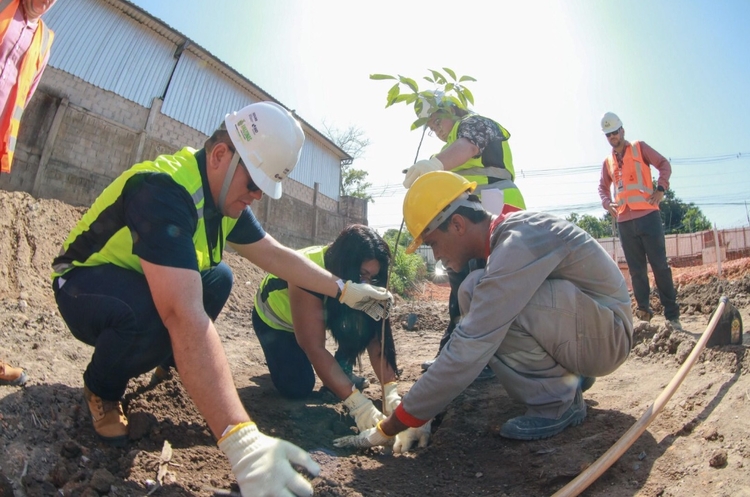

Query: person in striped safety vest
[253,224,407,446]
[0,0,57,387]
[51,102,392,497]
[598,111,682,332]
[403,90,526,380]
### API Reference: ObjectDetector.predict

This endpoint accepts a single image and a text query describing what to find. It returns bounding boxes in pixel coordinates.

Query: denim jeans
[617,210,679,320]
[251,309,316,399]
[54,262,233,400]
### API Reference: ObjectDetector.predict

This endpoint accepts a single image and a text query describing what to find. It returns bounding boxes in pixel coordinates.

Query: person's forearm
[380,414,408,436]
[305,347,353,400]
[367,341,397,385]
[165,312,249,438]
[435,138,478,170]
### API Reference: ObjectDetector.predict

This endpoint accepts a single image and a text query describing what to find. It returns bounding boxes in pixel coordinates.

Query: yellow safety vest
[606,141,659,216]
[52,147,239,278]
[254,245,328,332]
[442,115,525,210]
[0,0,54,173]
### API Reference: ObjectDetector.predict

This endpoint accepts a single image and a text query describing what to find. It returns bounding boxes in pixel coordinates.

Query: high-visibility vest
[0,0,54,173]
[52,147,240,278]
[606,141,659,216]
[443,115,525,210]
[253,245,328,332]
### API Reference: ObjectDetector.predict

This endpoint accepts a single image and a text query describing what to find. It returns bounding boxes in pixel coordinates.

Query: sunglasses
[228,145,261,193]
[605,129,620,138]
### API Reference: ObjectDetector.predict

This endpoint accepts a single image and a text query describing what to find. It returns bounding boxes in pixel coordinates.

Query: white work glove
[403,157,443,188]
[333,421,394,449]
[343,390,386,431]
[383,382,401,416]
[218,422,320,497]
[393,419,432,454]
[338,280,393,321]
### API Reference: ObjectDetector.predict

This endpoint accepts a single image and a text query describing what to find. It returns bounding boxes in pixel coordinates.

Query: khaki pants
[459,271,631,419]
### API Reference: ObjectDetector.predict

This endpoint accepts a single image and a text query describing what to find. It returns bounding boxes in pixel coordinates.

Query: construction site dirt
[2,189,749,497]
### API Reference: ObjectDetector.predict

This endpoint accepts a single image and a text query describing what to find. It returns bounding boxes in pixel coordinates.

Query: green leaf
[424,76,435,83]
[410,117,428,130]
[399,76,419,93]
[394,94,412,103]
[459,75,477,82]
[429,69,446,84]
[443,67,457,80]
[462,87,475,105]
[370,73,397,80]
[445,82,455,93]
[404,94,418,104]
[386,83,400,103]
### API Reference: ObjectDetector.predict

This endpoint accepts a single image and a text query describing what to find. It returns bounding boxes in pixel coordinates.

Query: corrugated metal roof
[43,0,176,108]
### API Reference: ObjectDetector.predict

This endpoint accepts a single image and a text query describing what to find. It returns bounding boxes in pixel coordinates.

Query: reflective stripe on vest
[253,245,328,332]
[443,116,526,210]
[0,0,54,173]
[606,142,659,216]
[51,147,237,277]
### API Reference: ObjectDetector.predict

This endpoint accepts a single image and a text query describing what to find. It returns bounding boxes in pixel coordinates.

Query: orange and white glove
[333,421,394,449]
[343,390,386,431]
[393,419,432,453]
[383,382,401,416]
[218,422,320,497]
[403,157,443,188]
[338,280,393,321]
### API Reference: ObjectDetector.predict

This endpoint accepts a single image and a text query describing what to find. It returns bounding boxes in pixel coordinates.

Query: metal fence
[597,226,750,266]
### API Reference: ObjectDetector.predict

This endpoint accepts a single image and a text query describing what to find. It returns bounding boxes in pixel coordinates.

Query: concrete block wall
[1,67,369,249]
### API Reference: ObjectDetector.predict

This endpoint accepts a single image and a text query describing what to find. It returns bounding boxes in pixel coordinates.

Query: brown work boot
[83,385,128,446]
[149,365,172,387]
[635,309,653,322]
[0,362,28,386]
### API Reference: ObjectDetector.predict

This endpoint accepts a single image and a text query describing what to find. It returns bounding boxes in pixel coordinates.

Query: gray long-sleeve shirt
[399,211,631,423]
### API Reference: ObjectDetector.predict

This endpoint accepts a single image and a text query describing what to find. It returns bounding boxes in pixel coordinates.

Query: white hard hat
[601,112,623,134]
[415,90,447,119]
[224,101,305,199]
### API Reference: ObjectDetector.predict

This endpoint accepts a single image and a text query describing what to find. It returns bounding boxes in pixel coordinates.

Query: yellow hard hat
[403,171,477,253]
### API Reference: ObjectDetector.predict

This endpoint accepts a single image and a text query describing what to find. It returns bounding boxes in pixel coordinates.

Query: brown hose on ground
[552,296,728,497]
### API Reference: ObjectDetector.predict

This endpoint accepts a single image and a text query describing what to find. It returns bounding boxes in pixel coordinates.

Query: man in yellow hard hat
[334,171,633,449]
[51,102,392,497]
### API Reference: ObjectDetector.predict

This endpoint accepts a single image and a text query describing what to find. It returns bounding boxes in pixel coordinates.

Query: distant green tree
[382,227,414,249]
[322,122,372,201]
[658,187,712,234]
[385,240,426,297]
[566,212,615,239]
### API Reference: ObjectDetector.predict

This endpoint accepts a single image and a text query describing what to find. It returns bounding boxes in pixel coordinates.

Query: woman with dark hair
[252,224,400,432]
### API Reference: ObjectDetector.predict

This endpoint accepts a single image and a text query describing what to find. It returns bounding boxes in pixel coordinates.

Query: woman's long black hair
[323,225,397,372]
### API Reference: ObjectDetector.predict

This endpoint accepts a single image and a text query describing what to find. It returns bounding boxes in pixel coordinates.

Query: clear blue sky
[129,0,750,231]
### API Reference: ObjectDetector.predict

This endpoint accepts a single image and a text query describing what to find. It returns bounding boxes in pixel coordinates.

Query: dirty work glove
[218,422,320,497]
[338,280,393,321]
[333,421,394,449]
[343,390,386,431]
[394,419,432,453]
[383,382,401,416]
[403,157,443,188]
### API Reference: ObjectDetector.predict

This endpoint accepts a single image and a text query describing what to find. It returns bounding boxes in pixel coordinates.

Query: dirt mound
[1,189,750,497]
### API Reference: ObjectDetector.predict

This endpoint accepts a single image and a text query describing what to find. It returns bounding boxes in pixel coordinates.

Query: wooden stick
[552,296,728,497]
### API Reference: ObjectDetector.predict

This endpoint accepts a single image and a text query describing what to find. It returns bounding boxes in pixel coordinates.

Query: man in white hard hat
[51,101,392,497]
[333,171,632,450]
[598,112,682,331]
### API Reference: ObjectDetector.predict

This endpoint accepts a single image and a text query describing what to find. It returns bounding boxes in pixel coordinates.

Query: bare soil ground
[1,189,749,497]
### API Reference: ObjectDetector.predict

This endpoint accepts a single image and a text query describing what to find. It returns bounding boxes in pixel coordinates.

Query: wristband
[335,279,345,300]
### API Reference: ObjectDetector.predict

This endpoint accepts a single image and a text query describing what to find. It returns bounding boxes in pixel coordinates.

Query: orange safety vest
[0,0,54,173]
[606,141,659,216]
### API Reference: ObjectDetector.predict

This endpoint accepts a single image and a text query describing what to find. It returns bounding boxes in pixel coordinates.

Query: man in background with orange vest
[598,112,682,331]
[0,0,57,386]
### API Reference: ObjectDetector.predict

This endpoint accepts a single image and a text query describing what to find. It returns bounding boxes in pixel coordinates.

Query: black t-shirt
[123,148,265,271]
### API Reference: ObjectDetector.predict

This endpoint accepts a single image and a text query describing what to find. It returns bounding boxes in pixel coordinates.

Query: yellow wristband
[376,420,394,439]
[218,421,255,444]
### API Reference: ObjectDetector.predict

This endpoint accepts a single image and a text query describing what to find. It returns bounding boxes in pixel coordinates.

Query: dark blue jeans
[251,309,316,399]
[617,210,679,320]
[54,262,233,400]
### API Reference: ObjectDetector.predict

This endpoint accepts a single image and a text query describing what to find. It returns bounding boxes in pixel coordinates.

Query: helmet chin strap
[217,151,241,215]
